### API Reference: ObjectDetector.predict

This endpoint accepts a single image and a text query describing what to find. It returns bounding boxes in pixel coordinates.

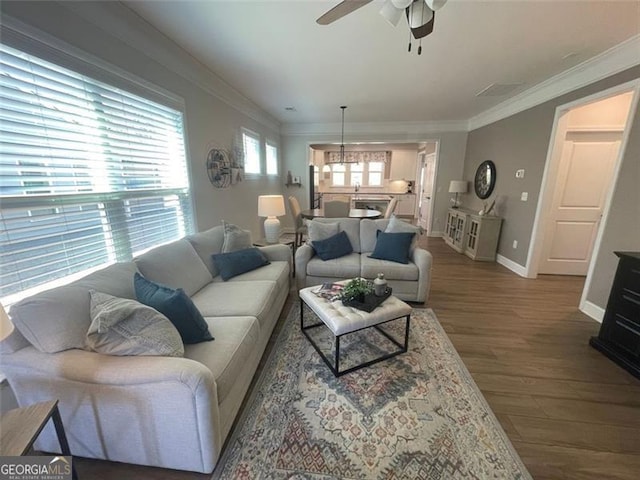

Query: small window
[350,163,363,186]
[242,130,261,175]
[266,141,278,175]
[368,161,384,186]
[331,164,346,186]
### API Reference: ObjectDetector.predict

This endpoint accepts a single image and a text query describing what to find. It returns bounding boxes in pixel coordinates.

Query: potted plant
[340,278,374,304]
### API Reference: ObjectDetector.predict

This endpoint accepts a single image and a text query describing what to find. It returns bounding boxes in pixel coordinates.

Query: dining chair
[384,197,399,219]
[288,195,307,249]
[324,200,350,218]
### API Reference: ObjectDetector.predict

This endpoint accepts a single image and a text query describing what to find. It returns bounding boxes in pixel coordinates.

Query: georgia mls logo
[0,455,72,480]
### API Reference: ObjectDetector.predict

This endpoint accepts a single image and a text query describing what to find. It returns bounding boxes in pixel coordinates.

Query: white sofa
[0,225,291,473]
[296,218,432,303]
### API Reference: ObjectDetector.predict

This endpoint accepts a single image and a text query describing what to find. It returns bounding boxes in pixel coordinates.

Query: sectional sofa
[0,225,291,473]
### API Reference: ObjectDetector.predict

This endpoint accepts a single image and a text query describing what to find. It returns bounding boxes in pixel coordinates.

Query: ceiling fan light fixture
[391,0,413,8]
[407,0,433,29]
[380,0,404,26]
[426,0,447,11]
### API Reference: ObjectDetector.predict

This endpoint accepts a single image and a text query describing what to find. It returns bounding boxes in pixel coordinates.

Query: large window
[329,162,384,187]
[242,129,261,175]
[0,44,194,303]
[266,140,278,175]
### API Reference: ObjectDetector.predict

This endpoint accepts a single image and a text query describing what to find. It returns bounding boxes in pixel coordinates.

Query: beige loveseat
[296,218,432,303]
[0,225,291,473]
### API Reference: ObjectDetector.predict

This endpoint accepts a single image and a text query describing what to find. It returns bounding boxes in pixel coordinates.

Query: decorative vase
[374,273,387,297]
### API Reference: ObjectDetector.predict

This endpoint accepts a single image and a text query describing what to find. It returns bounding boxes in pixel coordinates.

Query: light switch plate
[515,169,525,178]
[521,192,528,201]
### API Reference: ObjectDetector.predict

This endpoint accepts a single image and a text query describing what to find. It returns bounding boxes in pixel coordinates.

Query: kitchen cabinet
[395,194,416,217]
[389,153,417,180]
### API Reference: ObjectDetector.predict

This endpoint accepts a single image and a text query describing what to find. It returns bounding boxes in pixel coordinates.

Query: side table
[0,400,78,479]
[253,236,296,276]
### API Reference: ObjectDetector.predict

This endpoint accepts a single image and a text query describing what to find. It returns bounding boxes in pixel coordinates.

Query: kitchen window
[329,162,384,187]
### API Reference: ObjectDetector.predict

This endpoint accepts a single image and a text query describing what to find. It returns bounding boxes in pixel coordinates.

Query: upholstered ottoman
[299,285,412,376]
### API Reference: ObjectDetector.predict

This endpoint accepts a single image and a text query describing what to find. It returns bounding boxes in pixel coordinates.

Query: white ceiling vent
[476,83,523,97]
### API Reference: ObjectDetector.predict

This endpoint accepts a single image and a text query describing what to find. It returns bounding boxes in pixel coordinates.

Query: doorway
[531,89,635,276]
[417,150,437,233]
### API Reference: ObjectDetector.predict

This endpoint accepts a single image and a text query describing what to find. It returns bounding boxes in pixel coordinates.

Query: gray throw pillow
[222,221,252,253]
[306,220,339,244]
[85,291,184,357]
[385,215,422,249]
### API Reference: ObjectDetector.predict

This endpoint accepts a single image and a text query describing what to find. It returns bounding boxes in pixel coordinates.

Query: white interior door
[539,132,621,275]
[418,153,436,231]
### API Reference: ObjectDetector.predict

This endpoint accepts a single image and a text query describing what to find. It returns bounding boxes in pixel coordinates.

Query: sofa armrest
[295,244,315,290]
[258,244,291,264]
[411,248,433,303]
[2,347,220,473]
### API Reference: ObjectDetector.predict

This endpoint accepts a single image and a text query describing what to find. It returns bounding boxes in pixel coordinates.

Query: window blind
[242,130,261,174]
[0,44,194,301]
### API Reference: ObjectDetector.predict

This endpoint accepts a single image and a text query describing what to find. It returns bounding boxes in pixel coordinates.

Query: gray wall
[282,131,468,235]
[2,1,283,238]
[464,65,640,268]
[587,110,640,308]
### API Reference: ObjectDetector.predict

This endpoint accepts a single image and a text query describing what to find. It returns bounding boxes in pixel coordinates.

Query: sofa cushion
[9,262,139,353]
[307,220,338,243]
[360,219,390,253]
[360,254,419,281]
[186,226,225,277]
[134,273,213,344]
[212,261,289,292]
[306,252,361,279]
[222,221,252,253]
[369,230,415,264]
[86,291,184,357]
[212,248,270,281]
[184,316,259,404]
[190,281,279,330]
[135,239,212,297]
[308,218,362,253]
[312,231,353,261]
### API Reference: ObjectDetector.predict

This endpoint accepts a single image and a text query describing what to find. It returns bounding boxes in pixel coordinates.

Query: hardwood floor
[423,237,640,480]
[73,237,640,479]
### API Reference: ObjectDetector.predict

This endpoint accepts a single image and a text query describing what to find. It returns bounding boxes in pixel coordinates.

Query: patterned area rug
[212,305,531,479]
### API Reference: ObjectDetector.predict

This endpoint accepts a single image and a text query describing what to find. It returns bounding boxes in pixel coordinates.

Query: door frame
[525,79,639,312]
[415,146,439,234]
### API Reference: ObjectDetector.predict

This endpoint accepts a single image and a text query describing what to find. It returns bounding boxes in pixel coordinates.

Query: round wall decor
[206,148,231,188]
[474,160,496,199]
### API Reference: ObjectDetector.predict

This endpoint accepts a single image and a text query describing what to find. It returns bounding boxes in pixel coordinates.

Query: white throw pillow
[85,291,184,357]
[222,221,252,253]
[306,220,339,245]
[385,215,422,250]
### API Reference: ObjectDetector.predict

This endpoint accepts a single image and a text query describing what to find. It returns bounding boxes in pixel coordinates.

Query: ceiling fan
[317,0,448,54]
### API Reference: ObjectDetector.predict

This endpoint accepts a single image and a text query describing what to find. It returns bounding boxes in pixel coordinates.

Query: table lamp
[258,195,285,243]
[448,180,468,208]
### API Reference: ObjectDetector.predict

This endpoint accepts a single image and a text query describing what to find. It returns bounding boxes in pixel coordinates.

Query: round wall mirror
[474,160,496,199]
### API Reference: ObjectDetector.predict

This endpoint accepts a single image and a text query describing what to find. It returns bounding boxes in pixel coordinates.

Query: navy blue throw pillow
[369,230,415,264]
[312,230,353,261]
[212,247,270,281]
[134,272,213,344]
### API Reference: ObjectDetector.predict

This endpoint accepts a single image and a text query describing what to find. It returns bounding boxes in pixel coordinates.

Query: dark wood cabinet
[590,251,640,379]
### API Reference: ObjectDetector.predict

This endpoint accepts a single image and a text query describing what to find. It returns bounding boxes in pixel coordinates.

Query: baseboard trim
[580,300,605,323]
[496,254,528,277]
[429,230,444,238]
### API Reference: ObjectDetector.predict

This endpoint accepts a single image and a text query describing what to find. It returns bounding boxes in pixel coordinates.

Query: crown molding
[468,35,640,131]
[281,120,467,136]
[59,1,281,133]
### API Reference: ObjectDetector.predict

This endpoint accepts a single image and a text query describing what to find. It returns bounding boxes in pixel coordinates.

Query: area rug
[212,305,531,479]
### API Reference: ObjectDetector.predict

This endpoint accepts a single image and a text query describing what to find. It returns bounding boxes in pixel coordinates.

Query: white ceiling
[124,1,640,126]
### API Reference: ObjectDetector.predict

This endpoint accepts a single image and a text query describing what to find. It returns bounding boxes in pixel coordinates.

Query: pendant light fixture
[339,105,346,164]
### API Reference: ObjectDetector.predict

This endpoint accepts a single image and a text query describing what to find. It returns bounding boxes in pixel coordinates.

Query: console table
[444,208,502,261]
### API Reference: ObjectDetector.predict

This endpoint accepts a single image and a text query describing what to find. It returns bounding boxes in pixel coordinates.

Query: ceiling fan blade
[316,0,374,25]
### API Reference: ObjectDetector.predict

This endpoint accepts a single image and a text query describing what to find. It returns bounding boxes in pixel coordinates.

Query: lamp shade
[449,180,468,194]
[258,195,285,217]
[0,302,14,342]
